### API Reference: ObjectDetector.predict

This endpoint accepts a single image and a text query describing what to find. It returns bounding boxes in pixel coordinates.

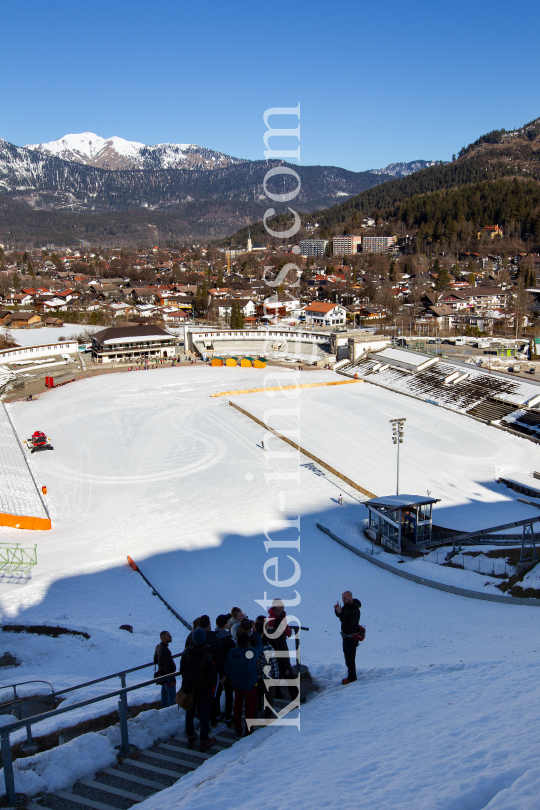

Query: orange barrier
[0,513,51,531]
[210,379,363,397]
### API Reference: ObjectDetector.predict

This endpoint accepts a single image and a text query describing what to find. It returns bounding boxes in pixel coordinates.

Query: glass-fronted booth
[365,495,439,553]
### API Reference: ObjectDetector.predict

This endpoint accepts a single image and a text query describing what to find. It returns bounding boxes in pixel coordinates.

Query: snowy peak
[25,133,144,169]
[25,132,243,171]
[371,160,438,178]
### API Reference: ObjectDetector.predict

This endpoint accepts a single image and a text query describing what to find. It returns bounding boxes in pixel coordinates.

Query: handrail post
[2,732,16,804]
[118,674,129,755]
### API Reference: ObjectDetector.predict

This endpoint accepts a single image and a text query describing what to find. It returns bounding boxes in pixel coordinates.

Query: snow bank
[101,705,183,751]
[132,661,540,810]
[0,732,116,798]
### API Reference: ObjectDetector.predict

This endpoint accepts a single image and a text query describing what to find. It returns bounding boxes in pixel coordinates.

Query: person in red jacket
[266,599,298,701]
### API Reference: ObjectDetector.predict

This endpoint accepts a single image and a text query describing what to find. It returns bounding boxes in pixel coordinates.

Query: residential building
[262,293,300,314]
[460,287,508,310]
[2,312,42,329]
[217,299,257,319]
[130,287,157,304]
[362,236,397,253]
[302,302,347,326]
[300,239,329,258]
[478,225,503,240]
[332,235,362,256]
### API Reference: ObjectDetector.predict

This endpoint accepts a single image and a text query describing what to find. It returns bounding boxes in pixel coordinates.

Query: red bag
[350,625,366,642]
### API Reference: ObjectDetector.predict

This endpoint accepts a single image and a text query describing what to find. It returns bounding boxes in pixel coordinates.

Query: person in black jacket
[334,591,362,684]
[154,631,177,708]
[180,627,218,752]
[197,615,227,734]
[215,614,235,723]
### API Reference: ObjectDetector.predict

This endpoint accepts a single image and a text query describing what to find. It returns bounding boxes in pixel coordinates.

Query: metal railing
[0,680,55,716]
[0,653,182,720]
[0,654,184,803]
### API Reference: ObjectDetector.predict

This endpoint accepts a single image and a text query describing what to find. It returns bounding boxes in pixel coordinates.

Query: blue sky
[2,0,540,172]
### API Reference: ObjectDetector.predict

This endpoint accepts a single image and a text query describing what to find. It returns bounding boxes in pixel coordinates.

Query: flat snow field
[232,380,540,531]
[1,366,540,809]
[1,325,94,348]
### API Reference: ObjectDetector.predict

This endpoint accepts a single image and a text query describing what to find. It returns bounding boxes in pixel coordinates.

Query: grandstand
[339,346,540,441]
[186,327,332,365]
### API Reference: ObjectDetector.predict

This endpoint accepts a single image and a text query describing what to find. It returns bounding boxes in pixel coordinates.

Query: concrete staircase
[28,699,292,810]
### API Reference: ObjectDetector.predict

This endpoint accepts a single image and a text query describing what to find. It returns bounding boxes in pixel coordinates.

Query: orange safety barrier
[210,379,363,397]
[0,513,51,531]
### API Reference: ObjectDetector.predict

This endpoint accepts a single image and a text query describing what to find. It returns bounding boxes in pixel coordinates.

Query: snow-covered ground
[1,366,540,808]
[233,381,540,531]
[4,325,95,349]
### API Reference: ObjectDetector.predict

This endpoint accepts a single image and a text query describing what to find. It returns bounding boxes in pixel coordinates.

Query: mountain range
[24,132,436,178]
[25,132,245,171]
[0,133,435,243]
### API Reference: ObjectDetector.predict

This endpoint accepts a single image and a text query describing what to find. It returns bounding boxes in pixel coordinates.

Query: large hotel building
[332,235,362,256]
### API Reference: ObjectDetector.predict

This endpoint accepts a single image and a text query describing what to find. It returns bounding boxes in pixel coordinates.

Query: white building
[302,302,348,326]
[91,325,176,363]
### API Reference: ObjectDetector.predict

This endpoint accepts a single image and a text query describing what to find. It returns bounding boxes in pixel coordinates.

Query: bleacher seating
[339,351,540,439]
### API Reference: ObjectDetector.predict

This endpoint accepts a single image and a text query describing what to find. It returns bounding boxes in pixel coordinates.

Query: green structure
[0,543,37,573]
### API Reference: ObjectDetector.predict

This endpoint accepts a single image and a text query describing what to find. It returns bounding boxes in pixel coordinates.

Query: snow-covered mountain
[371,159,438,177]
[25,132,244,171]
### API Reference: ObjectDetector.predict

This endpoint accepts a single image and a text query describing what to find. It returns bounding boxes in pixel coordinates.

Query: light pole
[390,418,406,495]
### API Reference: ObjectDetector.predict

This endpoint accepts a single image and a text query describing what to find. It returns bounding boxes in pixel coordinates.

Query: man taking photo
[334,591,362,685]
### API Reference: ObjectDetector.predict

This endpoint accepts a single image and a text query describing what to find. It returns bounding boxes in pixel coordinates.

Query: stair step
[159,743,210,759]
[172,734,228,751]
[54,790,116,810]
[214,734,235,744]
[101,769,163,791]
[78,779,145,802]
[139,749,197,769]
[121,758,187,779]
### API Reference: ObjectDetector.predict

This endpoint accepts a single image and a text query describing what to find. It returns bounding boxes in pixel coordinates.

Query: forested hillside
[223,117,540,251]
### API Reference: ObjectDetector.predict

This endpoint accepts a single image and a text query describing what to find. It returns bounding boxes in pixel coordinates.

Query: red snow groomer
[25,431,54,454]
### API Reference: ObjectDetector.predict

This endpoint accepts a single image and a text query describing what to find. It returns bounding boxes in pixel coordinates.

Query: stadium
[1,336,540,809]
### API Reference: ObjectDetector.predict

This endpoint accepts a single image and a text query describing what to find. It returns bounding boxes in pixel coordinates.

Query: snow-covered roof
[372,347,433,367]
[366,495,441,509]
[92,326,174,346]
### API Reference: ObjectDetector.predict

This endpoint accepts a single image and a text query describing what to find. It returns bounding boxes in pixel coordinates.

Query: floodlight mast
[389,418,406,495]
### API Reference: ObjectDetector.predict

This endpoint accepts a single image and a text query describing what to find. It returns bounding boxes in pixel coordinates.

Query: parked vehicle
[25,431,53,453]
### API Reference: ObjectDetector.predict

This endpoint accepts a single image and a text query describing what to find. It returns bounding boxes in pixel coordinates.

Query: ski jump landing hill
[0,402,50,530]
